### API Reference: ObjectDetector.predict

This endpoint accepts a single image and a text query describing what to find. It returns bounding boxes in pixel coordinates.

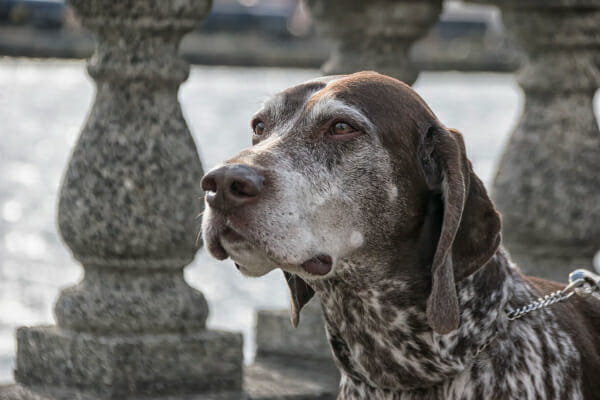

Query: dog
[200,71,600,399]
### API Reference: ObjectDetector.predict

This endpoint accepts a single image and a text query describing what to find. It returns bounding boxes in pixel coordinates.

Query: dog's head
[201,71,501,333]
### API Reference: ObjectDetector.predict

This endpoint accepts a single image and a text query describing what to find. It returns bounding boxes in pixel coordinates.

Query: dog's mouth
[300,254,333,276]
[204,212,334,277]
[222,233,334,277]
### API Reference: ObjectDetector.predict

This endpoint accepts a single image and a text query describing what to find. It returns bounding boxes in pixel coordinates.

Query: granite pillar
[10,0,244,398]
[471,0,600,282]
[305,0,443,84]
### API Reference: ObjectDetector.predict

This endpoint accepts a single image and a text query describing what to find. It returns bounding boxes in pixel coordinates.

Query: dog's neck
[310,247,519,395]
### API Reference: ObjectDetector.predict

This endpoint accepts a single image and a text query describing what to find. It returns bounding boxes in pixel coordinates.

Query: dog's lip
[203,213,249,260]
[207,234,228,260]
[223,223,333,276]
[210,215,333,276]
[221,226,245,243]
[300,254,333,276]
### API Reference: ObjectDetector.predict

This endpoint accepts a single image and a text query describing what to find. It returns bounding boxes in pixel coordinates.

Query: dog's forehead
[324,72,434,116]
[260,76,341,117]
[262,72,433,120]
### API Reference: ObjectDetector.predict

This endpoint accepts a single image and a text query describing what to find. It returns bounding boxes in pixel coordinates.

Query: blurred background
[0,0,519,69]
[0,0,598,389]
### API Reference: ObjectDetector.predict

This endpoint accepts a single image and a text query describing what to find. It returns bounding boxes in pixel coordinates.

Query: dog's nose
[201,164,264,212]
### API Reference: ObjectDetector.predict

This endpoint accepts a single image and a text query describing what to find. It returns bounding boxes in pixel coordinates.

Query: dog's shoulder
[525,275,600,399]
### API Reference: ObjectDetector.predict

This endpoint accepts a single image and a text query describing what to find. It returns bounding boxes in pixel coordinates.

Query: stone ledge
[14,327,243,399]
[245,355,339,400]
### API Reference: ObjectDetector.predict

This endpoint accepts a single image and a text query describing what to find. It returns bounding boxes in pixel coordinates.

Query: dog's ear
[419,125,501,334]
[283,271,315,328]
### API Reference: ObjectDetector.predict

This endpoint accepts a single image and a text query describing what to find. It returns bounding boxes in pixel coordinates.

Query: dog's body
[201,72,600,399]
[316,249,598,399]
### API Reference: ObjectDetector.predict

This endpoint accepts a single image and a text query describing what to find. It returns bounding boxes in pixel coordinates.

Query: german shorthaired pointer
[201,72,600,399]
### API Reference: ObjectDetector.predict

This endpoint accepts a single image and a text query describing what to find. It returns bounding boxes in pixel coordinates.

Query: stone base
[2,355,339,400]
[255,299,331,360]
[14,326,243,399]
[0,384,243,400]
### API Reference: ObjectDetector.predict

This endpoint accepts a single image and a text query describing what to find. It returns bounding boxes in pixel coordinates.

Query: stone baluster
[10,0,244,398]
[305,0,443,84]
[470,0,600,282]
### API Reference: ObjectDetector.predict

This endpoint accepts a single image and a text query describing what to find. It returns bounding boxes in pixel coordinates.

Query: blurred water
[1,58,592,384]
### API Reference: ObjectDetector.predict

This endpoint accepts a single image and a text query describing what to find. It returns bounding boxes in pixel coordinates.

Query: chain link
[506,288,575,320]
[506,269,600,321]
[471,269,599,361]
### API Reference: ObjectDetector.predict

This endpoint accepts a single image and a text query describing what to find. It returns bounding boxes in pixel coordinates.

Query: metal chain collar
[472,269,600,359]
[506,268,600,321]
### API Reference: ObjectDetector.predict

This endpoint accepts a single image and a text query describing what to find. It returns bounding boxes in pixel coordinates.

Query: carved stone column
[471,0,600,281]
[11,0,243,398]
[305,0,443,84]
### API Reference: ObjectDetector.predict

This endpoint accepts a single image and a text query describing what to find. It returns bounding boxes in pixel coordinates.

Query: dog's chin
[234,262,273,277]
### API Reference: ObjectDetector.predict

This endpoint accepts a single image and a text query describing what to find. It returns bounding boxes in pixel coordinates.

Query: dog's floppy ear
[419,125,501,334]
[283,271,315,328]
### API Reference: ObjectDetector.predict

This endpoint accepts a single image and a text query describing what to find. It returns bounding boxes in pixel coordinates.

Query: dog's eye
[253,121,265,136]
[331,121,356,136]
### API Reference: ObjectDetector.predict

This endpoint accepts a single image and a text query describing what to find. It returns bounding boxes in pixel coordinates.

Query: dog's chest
[336,315,583,400]
[316,281,465,391]
[315,278,583,399]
